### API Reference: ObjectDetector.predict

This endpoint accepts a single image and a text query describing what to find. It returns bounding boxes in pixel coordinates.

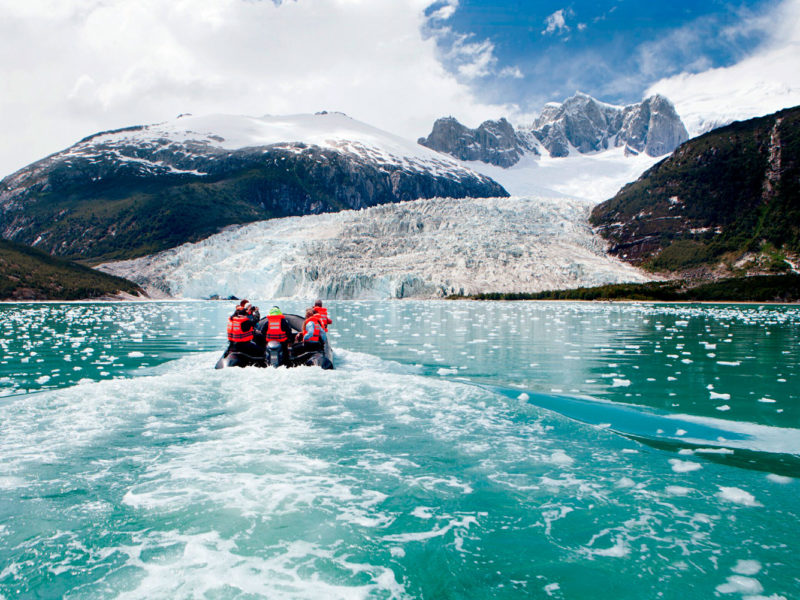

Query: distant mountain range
[0,112,506,262]
[591,104,800,276]
[418,93,689,167]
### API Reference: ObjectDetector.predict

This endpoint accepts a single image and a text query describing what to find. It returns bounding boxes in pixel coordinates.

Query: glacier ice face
[99,195,653,300]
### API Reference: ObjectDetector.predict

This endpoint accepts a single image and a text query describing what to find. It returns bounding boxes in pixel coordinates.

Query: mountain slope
[590,105,800,273]
[0,112,506,262]
[0,239,144,300]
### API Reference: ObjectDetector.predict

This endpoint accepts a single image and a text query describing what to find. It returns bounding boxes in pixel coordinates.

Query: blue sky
[426,0,777,109]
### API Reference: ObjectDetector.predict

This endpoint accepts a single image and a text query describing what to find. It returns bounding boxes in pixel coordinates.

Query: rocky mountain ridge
[590,104,800,275]
[0,112,506,261]
[419,93,689,167]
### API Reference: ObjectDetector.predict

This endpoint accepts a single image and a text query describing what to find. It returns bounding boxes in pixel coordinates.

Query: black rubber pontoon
[215,313,334,370]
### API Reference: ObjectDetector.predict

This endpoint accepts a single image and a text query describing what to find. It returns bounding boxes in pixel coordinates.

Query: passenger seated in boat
[262,306,293,366]
[313,299,332,331]
[225,301,263,359]
[293,307,327,356]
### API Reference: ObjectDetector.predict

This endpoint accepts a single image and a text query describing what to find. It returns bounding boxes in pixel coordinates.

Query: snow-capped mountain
[98,194,652,300]
[419,93,689,167]
[0,112,506,260]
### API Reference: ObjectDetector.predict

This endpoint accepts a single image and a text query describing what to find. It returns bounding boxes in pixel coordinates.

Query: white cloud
[499,66,524,79]
[0,0,509,177]
[647,0,800,135]
[542,9,570,36]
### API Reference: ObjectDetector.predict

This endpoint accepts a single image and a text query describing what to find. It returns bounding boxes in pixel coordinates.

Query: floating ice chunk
[611,378,631,387]
[550,450,574,466]
[437,367,458,375]
[716,405,731,411]
[715,575,763,595]
[668,459,702,473]
[412,507,434,519]
[710,391,731,400]
[758,397,776,403]
[517,393,530,401]
[717,486,762,507]
[616,477,635,488]
[732,560,761,576]
[35,375,51,384]
[766,473,793,484]
[544,583,560,596]
[390,547,406,558]
[127,351,145,358]
[717,361,741,366]
[665,486,692,496]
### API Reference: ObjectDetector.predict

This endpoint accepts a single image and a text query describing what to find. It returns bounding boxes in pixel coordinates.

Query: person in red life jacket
[293,307,327,356]
[261,306,293,365]
[225,301,263,359]
[312,299,332,331]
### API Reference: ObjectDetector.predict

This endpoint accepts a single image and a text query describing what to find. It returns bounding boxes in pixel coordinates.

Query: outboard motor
[266,341,284,367]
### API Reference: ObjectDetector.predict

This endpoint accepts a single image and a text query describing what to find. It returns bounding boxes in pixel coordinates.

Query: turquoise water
[1,300,798,599]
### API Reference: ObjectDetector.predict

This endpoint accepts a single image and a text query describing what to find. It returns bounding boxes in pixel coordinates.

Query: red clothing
[265,314,288,342]
[313,306,332,330]
[227,315,253,342]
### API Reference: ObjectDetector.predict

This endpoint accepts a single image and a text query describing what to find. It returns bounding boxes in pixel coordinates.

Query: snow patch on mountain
[464,147,662,202]
[73,111,479,178]
[99,195,653,300]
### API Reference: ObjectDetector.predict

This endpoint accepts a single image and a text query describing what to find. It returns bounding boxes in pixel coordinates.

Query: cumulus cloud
[647,0,800,135]
[0,0,509,177]
[542,9,570,36]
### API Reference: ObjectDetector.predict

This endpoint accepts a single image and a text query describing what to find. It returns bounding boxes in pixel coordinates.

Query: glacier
[99,194,652,300]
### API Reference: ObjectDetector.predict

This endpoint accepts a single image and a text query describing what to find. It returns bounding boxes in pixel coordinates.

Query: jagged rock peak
[419,92,689,167]
[529,92,689,158]
[417,116,538,168]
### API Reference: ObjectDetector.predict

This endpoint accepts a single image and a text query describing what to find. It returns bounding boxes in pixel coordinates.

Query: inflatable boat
[215,313,334,370]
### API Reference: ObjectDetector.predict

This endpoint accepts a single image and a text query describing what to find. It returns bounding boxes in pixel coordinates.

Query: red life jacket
[227,315,253,342]
[313,306,331,330]
[303,315,323,343]
[265,314,288,342]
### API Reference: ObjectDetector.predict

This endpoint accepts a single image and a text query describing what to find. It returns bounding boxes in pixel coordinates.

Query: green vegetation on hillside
[0,239,143,300]
[590,105,800,272]
[455,274,800,303]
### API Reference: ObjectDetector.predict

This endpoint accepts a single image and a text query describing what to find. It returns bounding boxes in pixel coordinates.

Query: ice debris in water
[717,486,762,507]
[668,459,702,473]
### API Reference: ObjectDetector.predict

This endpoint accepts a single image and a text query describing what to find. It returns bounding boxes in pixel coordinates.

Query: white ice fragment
[715,575,763,595]
[665,486,692,496]
[668,459,702,473]
[717,486,762,507]
[710,391,731,400]
[550,450,574,466]
[758,397,776,403]
[611,378,631,387]
[766,473,793,484]
[732,560,761,576]
[127,351,145,358]
[35,375,51,384]
[517,393,530,401]
[716,405,731,411]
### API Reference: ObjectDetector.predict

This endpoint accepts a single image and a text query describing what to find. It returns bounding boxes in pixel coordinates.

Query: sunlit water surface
[1,300,798,599]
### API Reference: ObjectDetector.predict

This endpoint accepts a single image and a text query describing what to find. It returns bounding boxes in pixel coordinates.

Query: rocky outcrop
[0,113,507,261]
[591,105,800,273]
[419,93,689,165]
[417,117,537,167]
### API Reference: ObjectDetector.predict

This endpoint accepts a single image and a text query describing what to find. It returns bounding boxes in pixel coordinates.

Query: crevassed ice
[99,195,651,300]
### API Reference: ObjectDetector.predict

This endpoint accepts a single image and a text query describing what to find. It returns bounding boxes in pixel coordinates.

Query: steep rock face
[417,117,537,167]
[419,93,689,166]
[531,93,689,158]
[0,113,507,261]
[590,105,800,272]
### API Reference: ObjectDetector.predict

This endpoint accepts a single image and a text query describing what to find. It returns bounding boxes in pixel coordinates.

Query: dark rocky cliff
[590,105,800,274]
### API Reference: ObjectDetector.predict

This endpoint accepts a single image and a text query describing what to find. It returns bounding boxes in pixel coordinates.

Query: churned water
[1,300,798,599]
